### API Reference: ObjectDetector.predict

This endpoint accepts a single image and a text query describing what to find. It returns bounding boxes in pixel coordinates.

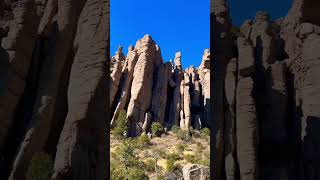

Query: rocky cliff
[0,0,109,179]
[212,0,320,179]
[110,35,210,137]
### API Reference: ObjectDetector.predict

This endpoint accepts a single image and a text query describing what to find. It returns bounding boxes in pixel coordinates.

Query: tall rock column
[110,46,125,106]
[0,0,40,149]
[52,0,109,179]
[212,1,233,178]
[224,57,238,180]
[262,61,289,179]
[199,49,210,127]
[8,0,87,179]
[299,25,320,180]
[110,46,138,124]
[236,37,258,180]
[180,72,191,130]
[126,34,157,137]
[151,62,172,124]
[169,51,184,126]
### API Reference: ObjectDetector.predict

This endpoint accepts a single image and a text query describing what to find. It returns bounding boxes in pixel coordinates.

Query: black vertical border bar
[105,0,110,178]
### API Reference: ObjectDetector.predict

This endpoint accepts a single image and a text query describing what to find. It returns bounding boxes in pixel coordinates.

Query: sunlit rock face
[110,35,211,136]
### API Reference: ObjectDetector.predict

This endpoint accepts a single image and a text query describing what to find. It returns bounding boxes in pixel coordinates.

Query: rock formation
[182,163,210,180]
[212,0,320,179]
[0,0,109,179]
[110,35,210,136]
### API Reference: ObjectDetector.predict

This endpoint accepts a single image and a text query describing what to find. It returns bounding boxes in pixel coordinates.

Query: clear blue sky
[229,0,293,26]
[111,0,210,69]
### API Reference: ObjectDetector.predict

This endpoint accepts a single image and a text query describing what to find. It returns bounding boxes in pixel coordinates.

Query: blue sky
[111,0,210,69]
[229,0,293,26]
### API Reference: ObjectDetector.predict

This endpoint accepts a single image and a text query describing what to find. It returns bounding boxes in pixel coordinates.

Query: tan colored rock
[126,35,157,136]
[174,51,182,70]
[142,112,151,134]
[110,46,138,124]
[198,49,210,128]
[182,164,210,180]
[150,62,172,124]
[110,47,125,106]
[179,73,191,130]
[169,52,184,126]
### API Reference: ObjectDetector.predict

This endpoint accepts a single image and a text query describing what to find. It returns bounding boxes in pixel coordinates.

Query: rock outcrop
[110,35,210,136]
[212,0,320,179]
[182,163,210,180]
[0,0,109,179]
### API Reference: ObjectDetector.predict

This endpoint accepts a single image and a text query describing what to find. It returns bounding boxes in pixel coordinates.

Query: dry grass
[110,131,209,179]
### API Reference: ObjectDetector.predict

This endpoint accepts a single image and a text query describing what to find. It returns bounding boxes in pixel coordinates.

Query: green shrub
[200,128,210,140]
[176,129,192,142]
[183,151,209,167]
[127,167,149,180]
[157,174,165,180]
[153,148,167,158]
[111,138,148,179]
[112,110,128,139]
[110,162,126,180]
[171,125,180,134]
[136,134,151,149]
[151,122,164,137]
[27,152,53,180]
[145,159,156,172]
[166,153,181,161]
[196,142,204,152]
[166,159,182,175]
[175,143,187,153]
[201,151,210,166]
[184,154,197,164]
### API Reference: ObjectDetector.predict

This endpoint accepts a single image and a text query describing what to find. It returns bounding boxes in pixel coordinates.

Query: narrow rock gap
[43,47,75,158]
[0,36,46,179]
[164,83,174,127]
[110,71,125,115]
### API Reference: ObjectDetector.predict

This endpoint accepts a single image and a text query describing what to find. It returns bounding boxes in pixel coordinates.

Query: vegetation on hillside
[111,112,210,179]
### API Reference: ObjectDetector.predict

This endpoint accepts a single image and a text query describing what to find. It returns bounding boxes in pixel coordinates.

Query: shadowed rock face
[212,0,320,179]
[110,35,211,136]
[0,0,109,179]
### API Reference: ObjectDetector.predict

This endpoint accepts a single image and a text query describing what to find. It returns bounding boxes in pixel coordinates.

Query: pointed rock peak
[174,51,182,69]
[203,48,210,56]
[128,45,134,51]
[116,45,123,54]
[175,51,182,58]
[199,48,210,70]
[255,11,270,23]
[113,45,125,61]
[212,0,229,17]
[142,34,153,43]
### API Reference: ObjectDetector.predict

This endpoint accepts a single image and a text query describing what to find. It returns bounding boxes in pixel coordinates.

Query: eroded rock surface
[0,0,109,179]
[110,35,210,136]
[212,0,320,179]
